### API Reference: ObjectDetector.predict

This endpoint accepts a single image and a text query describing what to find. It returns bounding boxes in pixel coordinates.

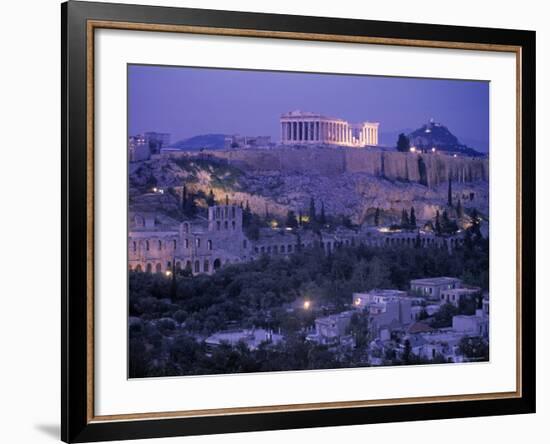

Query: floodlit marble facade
[280,110,379,147]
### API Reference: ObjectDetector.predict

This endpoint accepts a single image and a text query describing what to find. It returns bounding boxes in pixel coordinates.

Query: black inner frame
[62,1,536,442]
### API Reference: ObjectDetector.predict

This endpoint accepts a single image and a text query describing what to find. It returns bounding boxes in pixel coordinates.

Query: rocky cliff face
[204,147,488,187]
[130,147,489,225]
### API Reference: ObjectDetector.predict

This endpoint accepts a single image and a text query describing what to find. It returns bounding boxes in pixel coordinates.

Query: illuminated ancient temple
[280,110,379,147]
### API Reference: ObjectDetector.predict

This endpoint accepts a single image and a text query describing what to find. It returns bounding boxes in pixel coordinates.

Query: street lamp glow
[431,147,436,153]
[303,301,311,310]
[165,270,172,277]
[354,298,362,306]
[409,146,416,153]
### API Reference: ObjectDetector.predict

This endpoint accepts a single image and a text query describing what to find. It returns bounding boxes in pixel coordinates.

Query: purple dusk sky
[128,64,489,152]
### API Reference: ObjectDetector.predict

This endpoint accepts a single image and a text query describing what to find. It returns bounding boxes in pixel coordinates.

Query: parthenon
[280,110,379,147]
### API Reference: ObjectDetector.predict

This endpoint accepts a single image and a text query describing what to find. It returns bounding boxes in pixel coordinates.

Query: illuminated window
[196,238,201,248]
[207,240,212,250]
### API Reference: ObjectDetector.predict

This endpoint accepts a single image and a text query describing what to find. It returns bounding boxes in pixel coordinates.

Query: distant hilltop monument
[280,110,379,147]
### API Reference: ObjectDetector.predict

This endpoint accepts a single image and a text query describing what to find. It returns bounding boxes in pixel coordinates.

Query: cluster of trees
[387,207,417,230]
[284,198,351,231]
[129,235,489,377]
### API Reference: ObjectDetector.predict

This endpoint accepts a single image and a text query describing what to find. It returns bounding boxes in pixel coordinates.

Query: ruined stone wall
[204,147,488,186]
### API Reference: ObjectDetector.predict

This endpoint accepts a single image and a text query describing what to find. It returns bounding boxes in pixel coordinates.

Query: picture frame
[61,1,536,442]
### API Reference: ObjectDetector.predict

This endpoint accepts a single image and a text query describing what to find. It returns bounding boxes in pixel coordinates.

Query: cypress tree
[170,261,177,299]
[181,184,187,211]
[225,194,229,206]
[319,201,327,225]
[410,206,417,228]
[447,176,453,206]
[374,207,380,227]
[309,197,316,221]
[442,209,450,224]
[401,208,410,227]
[207,189,215,207]
[435,210,442,235]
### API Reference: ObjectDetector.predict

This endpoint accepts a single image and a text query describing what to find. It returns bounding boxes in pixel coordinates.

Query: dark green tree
[402,339,412,364]
[319,201,327,225]
[225,194,229,206]
[309,197,316,222]
[401,208,410,227]
[410,206,417,228]
[447,176,453,206]
[181,184,188,211]
[170,261,177,299]
[206,189,216,207]
[374,207,380,226]
[285,210,298,228]
[442,209,450,225]
[431,303,459,328]
[435,210,442,235]
[459,336,489,360]
[396,133,410,152]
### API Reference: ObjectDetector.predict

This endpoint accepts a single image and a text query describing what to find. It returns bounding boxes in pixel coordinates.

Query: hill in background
[170,134,227,151]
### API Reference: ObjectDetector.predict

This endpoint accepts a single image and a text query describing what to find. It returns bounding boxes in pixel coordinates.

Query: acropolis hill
[131,145,488,225]
[130,114,488,225]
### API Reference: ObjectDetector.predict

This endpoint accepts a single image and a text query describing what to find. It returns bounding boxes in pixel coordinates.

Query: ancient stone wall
[204,147,488,186]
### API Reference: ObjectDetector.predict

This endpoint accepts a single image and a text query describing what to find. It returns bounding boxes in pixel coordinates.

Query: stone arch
[194,260,200,273]
[204,260,209,273]
[213,258,221,270]
[185,260,192,271]
[176,261,182,270]
[155,263,162,273]
[135,264,142,272]
[146,263,152,273]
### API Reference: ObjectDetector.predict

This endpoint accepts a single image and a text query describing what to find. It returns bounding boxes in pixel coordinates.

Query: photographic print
[127,65,490,379]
